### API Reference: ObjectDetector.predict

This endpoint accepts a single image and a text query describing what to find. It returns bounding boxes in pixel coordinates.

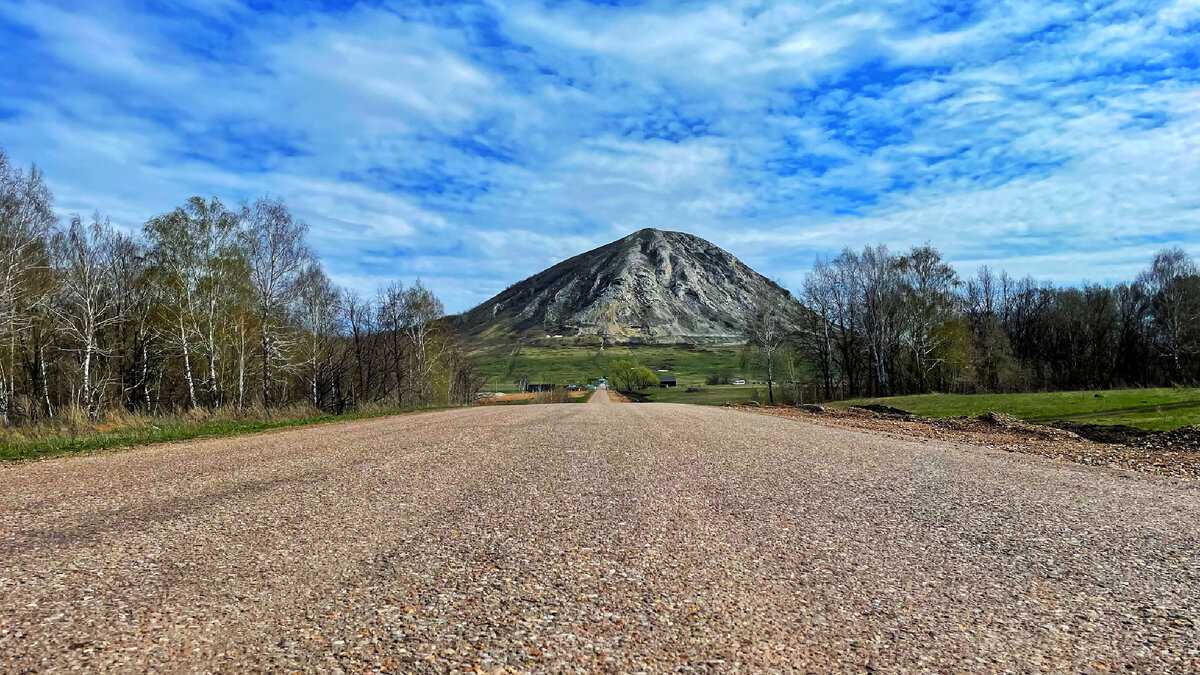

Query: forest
[794,243,1200,400]
[0,147,483,429]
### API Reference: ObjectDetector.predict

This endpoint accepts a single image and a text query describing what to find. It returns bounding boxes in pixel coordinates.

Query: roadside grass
[836,388,1200,431]
[0,404,445,462]
[481,391,590,405]
[473,344,764,392]
[637,385,766,406]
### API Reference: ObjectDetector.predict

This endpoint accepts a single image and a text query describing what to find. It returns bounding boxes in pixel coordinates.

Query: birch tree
[401,281,445,405]
[0,151,55,423]
[243,197,310,408]
[295,263,340,408]
[899,245,959,392]
[744,292,793,405]
[51,214,120,418]
[1139,247,1200,383]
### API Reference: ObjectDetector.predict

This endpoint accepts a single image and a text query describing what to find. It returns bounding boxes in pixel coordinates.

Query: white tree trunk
[179,316,198,409]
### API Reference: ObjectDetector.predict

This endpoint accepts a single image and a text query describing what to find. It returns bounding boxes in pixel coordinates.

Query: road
[1,401,1197,672]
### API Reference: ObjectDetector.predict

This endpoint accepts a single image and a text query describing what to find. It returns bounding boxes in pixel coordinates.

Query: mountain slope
[453,228,802,345]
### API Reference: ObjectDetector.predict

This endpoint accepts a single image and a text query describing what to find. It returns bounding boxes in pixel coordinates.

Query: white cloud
[0,0,1197,311]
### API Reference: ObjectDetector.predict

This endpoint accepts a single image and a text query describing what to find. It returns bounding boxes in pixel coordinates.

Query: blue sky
[1,0,1198,312]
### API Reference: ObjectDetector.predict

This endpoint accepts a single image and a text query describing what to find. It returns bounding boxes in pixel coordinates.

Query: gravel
[748,405,1200,480]
[1,402,1198,672]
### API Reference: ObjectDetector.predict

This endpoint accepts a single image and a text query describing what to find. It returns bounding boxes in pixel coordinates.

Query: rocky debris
[1135,424,1200,453]
[849,404,914,417]
[452,228,804,344]
[937,412,1082,441]
[1052,421,1153,445]
[739,405,1200,480]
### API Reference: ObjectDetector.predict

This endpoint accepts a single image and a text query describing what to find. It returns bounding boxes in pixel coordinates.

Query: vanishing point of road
[2,389,1197,672]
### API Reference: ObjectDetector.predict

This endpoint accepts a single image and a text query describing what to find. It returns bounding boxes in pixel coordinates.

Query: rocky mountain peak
[453,228,802,344]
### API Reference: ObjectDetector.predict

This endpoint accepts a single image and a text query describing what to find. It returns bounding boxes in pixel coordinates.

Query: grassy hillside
[838,388,1200,431]
[473,343,766,392]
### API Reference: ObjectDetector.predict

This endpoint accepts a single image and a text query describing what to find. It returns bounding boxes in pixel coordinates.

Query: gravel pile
[750,405,1200,480]
[1,403,1197,672]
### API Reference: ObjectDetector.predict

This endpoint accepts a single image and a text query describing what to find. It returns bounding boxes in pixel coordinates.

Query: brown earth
[743,404,1200,480]
[1,402,1197,672]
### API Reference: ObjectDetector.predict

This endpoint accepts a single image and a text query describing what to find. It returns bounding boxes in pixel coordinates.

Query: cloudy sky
[1,0,1197,312]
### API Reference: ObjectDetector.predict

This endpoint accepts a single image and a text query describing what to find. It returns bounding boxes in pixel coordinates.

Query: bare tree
[0,151,55,423]
[854,245,904,397]
[799,258,837,399]
[376,282,407,406]
[343,292,375,407]
[106,227,155,412]
[401,280,445,405]
[744,293,793,405]
[295,263,340,408]
[1139,247,1200,383]
[243,197,311,408]
[899,245,959,392]
[51,214,120,418]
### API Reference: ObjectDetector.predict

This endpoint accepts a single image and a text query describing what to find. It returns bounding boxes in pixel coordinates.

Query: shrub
[534,387,571,403]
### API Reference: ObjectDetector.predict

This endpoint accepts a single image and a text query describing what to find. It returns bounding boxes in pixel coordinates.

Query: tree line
[0,147,483,426]
[759,243,1200,402]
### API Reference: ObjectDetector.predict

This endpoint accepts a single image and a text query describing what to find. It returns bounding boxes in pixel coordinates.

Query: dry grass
[0,402,439,461]
[534,387,572,404]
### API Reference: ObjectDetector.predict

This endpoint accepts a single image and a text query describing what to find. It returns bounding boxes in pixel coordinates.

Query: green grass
[473,344,764,392]
[0,406,446,462]
[837,388,1200,431]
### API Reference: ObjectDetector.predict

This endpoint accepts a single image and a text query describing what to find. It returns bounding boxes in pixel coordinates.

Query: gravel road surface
[1,402,1197,672]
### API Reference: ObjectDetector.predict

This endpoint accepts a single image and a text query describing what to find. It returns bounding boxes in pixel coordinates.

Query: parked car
[732,379,746,385]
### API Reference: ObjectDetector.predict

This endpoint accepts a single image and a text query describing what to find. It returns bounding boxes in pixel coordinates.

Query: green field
[473,345,1200,429]
[838,388,1200,431]
[473,344,765,392]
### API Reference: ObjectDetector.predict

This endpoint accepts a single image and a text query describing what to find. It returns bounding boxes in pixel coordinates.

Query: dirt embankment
[604,390,631,403]
[735,404,1200,480]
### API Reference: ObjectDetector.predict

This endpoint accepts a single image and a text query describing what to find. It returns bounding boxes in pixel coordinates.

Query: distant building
[659,376,677,387]
[524,383,555,393]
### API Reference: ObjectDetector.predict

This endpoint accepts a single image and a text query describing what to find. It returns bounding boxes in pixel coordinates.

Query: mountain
[452,228,803,345]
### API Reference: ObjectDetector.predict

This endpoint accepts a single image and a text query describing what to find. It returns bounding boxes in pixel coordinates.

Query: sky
[1,0,1197,313]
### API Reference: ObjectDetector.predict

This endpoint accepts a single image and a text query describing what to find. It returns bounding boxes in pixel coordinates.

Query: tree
[898,245,959,392]
[401,280,445,406]
[144,197,242,409]
[1140,248,1200,383]
[243,197,311,408]
[744,294,793,405]
[295,263,340,408]
[799,258,837,400]
[343,291,376,407]
[50,214,120,418]
[376,282,408,406]
[607,359,658,392]
[0,150,55,423]
[854,245,904,397]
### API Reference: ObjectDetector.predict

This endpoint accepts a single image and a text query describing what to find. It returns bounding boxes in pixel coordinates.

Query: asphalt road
[1,401,1197,672]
